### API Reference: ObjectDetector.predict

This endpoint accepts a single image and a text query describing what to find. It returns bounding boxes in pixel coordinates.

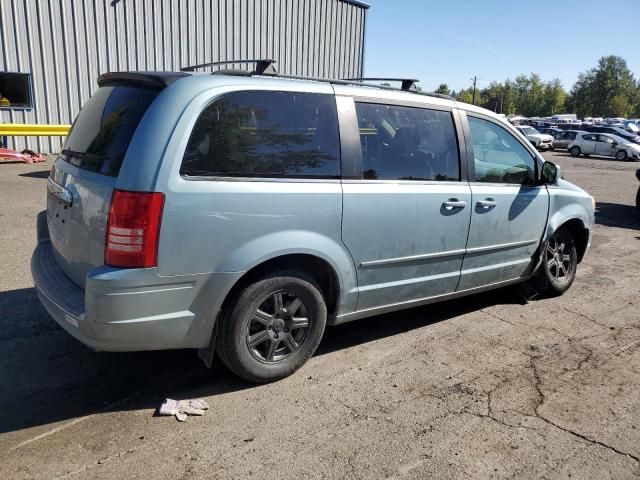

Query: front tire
[570,146,581,157]
[216,271,327,383]
[543,228,578,296]
[615,150,627,161]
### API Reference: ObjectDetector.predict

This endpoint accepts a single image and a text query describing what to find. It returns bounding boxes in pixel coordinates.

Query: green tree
[434,83,451,95]
[542,78,567,115]
[570,55,636,117]
[440,55,640,117]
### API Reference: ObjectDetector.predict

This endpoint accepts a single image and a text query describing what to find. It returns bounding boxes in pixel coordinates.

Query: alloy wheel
[245,290,310,363]
[545,233,573,284]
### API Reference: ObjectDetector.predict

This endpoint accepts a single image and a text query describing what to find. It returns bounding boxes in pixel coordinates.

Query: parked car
[539,127,563,137]
[585,125,640,145]
[514,125,555,150]
[568,133,640,161]
[553,130,586,150]
[31,67,595,383]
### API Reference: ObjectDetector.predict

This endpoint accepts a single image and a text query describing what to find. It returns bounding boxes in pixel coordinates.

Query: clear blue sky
[363,0,640,92]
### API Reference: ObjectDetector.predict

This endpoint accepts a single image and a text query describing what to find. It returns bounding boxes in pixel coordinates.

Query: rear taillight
[105,190,165,268]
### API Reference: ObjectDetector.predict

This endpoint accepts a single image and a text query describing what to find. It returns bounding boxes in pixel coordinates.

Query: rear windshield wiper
[61,149,105,160]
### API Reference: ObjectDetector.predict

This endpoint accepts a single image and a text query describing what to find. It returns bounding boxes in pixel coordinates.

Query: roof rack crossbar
[257,72,453,100]
[181,59,277,74]
[343,77,420,92]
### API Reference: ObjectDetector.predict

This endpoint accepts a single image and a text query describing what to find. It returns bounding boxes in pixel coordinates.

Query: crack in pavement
[527,355,640,464]
[480,309,519,327]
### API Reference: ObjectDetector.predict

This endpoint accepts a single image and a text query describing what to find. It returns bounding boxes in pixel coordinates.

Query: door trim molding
[360,248,466,267]
[360,238,538,268]
[465,238,538,254]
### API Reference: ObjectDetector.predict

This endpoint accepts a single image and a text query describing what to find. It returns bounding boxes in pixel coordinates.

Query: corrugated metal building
[0,0,368,152]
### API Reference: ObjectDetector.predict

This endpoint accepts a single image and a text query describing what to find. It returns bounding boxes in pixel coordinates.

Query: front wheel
[615,150,628,161]
[543,228,578,296]
[216,271,327,383]
[570,146,581,157]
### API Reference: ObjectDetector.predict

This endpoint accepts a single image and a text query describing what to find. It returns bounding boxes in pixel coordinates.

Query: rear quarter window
[61,86,158,177]
[180,91,340,178]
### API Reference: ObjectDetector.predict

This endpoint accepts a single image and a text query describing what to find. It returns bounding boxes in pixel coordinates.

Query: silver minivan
[32,65,595,382]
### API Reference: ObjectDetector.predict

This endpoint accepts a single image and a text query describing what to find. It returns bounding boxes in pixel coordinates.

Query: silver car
[32,67,595,382]
[552,130,586,150]
[568,133,640,161]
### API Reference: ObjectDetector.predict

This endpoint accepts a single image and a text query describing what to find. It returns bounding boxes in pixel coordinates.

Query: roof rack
[181,59,277,74]
[343,77,419,92]
[179,59,454,101]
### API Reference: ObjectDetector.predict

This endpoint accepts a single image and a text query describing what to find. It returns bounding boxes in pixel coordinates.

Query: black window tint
[181,91,340,178]
[468,116,536,185]
[355,102,460,181]
[61,86,158,177]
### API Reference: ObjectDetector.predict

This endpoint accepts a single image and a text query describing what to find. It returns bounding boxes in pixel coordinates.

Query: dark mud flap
[197,318,219,368]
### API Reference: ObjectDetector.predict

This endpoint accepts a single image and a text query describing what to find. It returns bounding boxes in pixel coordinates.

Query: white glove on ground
[159,398,210,422]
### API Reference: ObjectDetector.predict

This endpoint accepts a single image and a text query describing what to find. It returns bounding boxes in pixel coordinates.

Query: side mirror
[541,161,560,185]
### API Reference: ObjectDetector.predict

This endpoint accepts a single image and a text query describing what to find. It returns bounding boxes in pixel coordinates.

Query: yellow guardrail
[0,123,71,136]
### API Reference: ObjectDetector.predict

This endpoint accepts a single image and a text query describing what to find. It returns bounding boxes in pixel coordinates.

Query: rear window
[61,86,158,177]
[180,91,340,178]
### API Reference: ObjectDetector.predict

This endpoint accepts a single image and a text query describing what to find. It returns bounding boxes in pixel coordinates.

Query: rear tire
[542,228,578,296]
[570,146,581,157]
[216,270,327,383]
[615,150,627,161]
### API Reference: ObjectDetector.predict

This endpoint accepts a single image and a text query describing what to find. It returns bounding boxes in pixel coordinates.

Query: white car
[568,133,640,161]
[515,126,554,150]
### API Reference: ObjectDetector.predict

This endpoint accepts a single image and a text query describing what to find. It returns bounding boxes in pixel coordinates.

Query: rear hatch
[48,81,160,287]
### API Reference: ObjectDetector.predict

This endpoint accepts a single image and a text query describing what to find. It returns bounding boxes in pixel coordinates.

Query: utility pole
[500,89,504,114]
[471,76,478,105]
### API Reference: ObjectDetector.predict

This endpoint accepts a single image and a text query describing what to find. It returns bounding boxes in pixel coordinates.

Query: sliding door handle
[476,199,497,208]
[442,199,467,210]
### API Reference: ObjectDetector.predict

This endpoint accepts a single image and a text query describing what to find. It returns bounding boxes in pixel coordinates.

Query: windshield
[607,134,628,144]
[521,127,539,135]
[61,86,158,177]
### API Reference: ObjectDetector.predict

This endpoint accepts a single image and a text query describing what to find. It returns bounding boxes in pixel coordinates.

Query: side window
[468,116,536,185]
[181,91,340,178]
[599,135,614,144]
[354,102,460,181]
[583,134,596,141]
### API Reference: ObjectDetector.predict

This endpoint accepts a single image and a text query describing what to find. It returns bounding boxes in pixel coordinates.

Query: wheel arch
[220,253,344,320]
[546,216,590,263]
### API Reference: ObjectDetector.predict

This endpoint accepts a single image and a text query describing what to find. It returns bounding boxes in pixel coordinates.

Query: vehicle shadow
[595,202,640,230]
[0,285,523,436]
[19,169,50,179]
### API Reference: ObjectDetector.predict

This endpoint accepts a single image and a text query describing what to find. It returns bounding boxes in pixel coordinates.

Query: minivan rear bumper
[31,225,242,351]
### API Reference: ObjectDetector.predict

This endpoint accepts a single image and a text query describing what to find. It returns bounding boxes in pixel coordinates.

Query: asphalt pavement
[0,151,638,479]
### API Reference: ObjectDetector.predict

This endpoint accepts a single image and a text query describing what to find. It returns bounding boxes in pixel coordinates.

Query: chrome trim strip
[465,238,538,254]
[360,239,538,268]
[360,249,466,267]
[358,269,460,292]
[47,177,73,205]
